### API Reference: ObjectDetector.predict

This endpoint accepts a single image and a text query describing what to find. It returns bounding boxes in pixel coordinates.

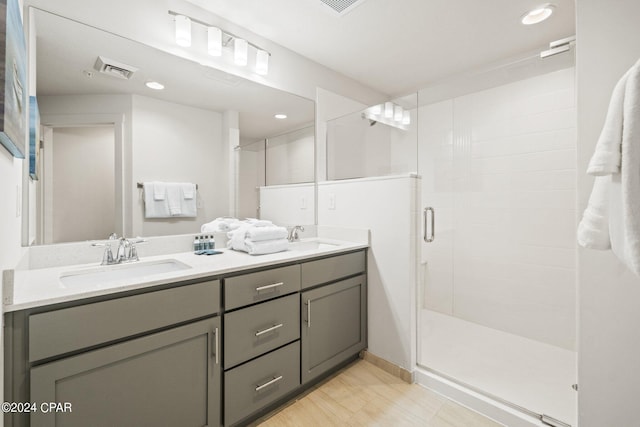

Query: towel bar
[137,182,198,189]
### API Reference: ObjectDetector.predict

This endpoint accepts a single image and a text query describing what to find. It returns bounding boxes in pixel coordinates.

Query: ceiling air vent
[94,56,138,80]
[319,0,369,16]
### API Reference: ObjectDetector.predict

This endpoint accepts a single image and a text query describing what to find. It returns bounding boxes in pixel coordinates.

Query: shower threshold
[415,366,571,427]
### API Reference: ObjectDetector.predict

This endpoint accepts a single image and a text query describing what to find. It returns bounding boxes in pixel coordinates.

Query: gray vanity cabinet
[301,271,367,384]
[30,317,221,427]
[5,279,222,427]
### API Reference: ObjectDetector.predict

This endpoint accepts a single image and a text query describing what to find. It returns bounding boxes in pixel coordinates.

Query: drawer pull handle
[255,375,283,392]
[255,323,284,337]
[306,299,311,328]
[255,282,284,292]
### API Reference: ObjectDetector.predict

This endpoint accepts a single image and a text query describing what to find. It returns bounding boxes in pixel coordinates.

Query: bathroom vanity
[3,241,367,427]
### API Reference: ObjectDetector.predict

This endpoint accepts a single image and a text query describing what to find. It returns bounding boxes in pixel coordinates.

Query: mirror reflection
[29,8,315,245]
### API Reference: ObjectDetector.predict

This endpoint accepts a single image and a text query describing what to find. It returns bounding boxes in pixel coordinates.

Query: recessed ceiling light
[145,81,165,90]
[521,4,554,25]
[274,114,287,119]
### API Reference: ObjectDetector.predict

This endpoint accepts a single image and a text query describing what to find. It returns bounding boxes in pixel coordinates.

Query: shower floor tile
[419,309,577,426]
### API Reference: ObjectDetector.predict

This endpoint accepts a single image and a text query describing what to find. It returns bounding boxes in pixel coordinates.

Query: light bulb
[371,104,382,115]
[521,5,554,25]
[175,15,191,47]
[234,38,248,66]
[208,27,222,56]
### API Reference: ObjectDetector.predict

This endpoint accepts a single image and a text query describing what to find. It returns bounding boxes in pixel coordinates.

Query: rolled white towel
[201,217,241,233]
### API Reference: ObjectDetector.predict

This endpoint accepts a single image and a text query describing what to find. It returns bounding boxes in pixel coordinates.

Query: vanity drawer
[301,250,366,289]
[224,264,300,310]
[225,341,300,427]
[224,293,299,369]
[28,280,220,362]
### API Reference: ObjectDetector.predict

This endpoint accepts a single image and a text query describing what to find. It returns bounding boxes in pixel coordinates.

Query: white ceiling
[186,0,576,96]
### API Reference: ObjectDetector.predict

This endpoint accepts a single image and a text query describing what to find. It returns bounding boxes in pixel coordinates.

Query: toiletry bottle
[209,235,215,250]
[193,235,199,252]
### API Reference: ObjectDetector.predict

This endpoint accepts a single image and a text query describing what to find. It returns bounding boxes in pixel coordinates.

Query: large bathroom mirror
[26,8,315,245]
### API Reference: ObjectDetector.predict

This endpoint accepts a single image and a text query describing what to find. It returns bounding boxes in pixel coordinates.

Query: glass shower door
[416,67,578,427]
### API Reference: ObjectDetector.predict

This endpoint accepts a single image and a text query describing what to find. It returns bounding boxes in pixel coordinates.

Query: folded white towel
[182,183,195,200]
[228,224,251,251]
[246,225,288,242]
[166,183,183,216]
[243,238,289,255]
[153,182,166,201]
[143,182,171,218]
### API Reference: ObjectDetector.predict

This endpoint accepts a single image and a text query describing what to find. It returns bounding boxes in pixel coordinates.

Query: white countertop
[6,238,367,312]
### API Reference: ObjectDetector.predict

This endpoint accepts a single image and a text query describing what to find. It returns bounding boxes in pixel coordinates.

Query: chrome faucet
[288,225,305,242]
[92,234,146,265]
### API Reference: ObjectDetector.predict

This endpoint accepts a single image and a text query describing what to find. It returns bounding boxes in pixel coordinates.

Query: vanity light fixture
[363,102,411,131]
[394,105,404,122]
[274,114,287,119]
[145,81,165,90]
[402,110,411,125]
[521,4,554,25]
[207,27,223,56]
[384,102,394,118]
[234,39,249,66]
[169,11,271,75]
[256,49,269,75]
[174,14,191,47]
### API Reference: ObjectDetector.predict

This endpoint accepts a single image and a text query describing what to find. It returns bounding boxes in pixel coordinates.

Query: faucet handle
[91,243,114,265]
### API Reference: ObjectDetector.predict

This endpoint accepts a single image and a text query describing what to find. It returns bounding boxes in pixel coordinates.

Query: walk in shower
[416,53,577,427]
[325,49,578,427]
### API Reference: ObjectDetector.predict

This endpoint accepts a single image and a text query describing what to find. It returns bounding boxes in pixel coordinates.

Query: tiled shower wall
[420,68,577,350]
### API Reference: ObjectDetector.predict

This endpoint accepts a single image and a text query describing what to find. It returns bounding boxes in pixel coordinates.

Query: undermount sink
[60,259,191,288]
[288,239,340,252]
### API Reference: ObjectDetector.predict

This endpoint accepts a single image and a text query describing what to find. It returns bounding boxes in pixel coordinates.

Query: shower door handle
[424,207,435,242]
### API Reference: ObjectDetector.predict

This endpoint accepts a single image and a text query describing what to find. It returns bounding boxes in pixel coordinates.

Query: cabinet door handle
[255,323,283,337]
[424,207,435,243]
[255,282,284,292]
[255,375,283,392]
[306,299,311,328]
[214,327,219,365]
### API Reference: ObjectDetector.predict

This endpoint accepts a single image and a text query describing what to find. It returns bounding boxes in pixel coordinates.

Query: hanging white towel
[619,65,640,275]
[153,182,167,201]
[578,58,640,276]
[143,182,171,218]
[166,183,183,216]
[586,69,631,175]
[143,181,197,218]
